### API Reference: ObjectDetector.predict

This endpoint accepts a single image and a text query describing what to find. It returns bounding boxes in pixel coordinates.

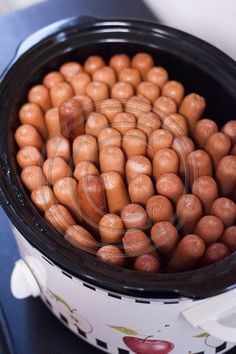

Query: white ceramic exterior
[12,227,235,354]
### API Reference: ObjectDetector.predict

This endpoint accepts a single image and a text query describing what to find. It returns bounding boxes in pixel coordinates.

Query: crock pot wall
[0,18,236,299]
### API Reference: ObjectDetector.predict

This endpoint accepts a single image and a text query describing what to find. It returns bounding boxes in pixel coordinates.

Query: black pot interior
[0,18,236,299]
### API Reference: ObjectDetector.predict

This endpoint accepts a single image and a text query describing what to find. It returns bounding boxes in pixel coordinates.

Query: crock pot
[0,17,236,354]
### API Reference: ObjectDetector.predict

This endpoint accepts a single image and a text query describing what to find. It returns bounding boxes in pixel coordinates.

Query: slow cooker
[0,17,236,354]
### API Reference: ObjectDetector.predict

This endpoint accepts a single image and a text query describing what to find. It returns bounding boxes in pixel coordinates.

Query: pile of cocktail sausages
[15,53,236,273]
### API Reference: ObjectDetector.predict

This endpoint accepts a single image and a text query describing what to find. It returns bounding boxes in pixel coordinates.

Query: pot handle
[182,288,236,342]
[10,259,41,299]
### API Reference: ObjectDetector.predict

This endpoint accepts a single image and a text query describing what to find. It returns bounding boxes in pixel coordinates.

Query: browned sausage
[151,221,180,258]
[179,93,206,132]
[192,118,218,147]
[125,95,151,118]
[28,85,51,112]
[111,82,134,100]
[192,176,218,213]
[129,174,154,206]
[167,234,206,272]
[122,129,147,158]
[43,157,71,185]
[99,213,124,244]
[216,155,236,196]
[21,165,47,191]
[147,129,173,159]
[65,225,98,252]
[123,229,153,256]
[86,81,109,101]
[59,61,83,82]
[156,173,184,204]
[187,149,213,186]
[16,146,42,169]
[73,135,98,166]
[194,215,224,244]
[121,203,149,230]
[73,161,99,182]
[153,96,177,120]
[146,66,169,88]
[137,81,160,103]
[59,97,85,140]
[119,68,141,88]
[31,186,58,212]
[101,171,130,214]
[176,194,203,234]
[137,112,161,136]
[133,254,160,272]
[73,94,94,116]
[153,148,179,180]
[71,72,91,95]
[211,198,236,227]
[99,145,125,177]
[171,136,195,178]
[77,175,107,227]
[222,120,236,144]
[162,80,185,105]
[221,226,236,251]
[84,56,105,75]
[137,112,161,138]
[111,112,136,135]
[50,82,74,108]
[47,135,71,163]
[205,132,231,169]
[109,54,130,74]
[15,124,43,150]
[126,155,152,184]
[97,127,122,149]
[163,113,188,137]
[45,108,61,137]
[131,53,154,79]
[53,177,82,221]
[43,71,64,89]
[19,103,48,139]
[85,112,109,137]
[146,195,173,223]
[96,245,125,267]
[92,66,116,88]
[201,242,230,266]
[44,204,76,232]
[96,98,123,122]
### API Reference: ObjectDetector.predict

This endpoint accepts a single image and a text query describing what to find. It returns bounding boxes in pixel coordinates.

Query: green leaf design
[49,290,71,310]
[106,325,138,335]
[193,332,209,338]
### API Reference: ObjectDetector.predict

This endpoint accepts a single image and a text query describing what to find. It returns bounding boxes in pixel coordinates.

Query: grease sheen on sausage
[121,203,149,230]
[128,174,154,206]
[65,225,98,252]
[151,221,180,258]
[126,155,152,184]
[101,171,130,214]
[176,194,203,234]
[78,175,107,227]
[179,93,206,132]
[167,234,206,272]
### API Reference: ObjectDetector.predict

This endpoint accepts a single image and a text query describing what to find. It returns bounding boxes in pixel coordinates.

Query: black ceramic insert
[0,17,236,299]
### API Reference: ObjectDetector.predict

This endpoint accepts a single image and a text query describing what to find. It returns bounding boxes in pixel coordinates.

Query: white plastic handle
[182,288,236,342]
[10,259,41,299]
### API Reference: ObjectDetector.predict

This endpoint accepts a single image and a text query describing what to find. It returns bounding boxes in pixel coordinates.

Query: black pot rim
[0,16,236,300]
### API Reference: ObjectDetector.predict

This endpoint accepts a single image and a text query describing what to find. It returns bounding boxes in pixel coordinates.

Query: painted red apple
[123,336,174,354]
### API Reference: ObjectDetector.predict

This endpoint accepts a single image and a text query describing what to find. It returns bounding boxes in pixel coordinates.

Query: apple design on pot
[123,336,174,354]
